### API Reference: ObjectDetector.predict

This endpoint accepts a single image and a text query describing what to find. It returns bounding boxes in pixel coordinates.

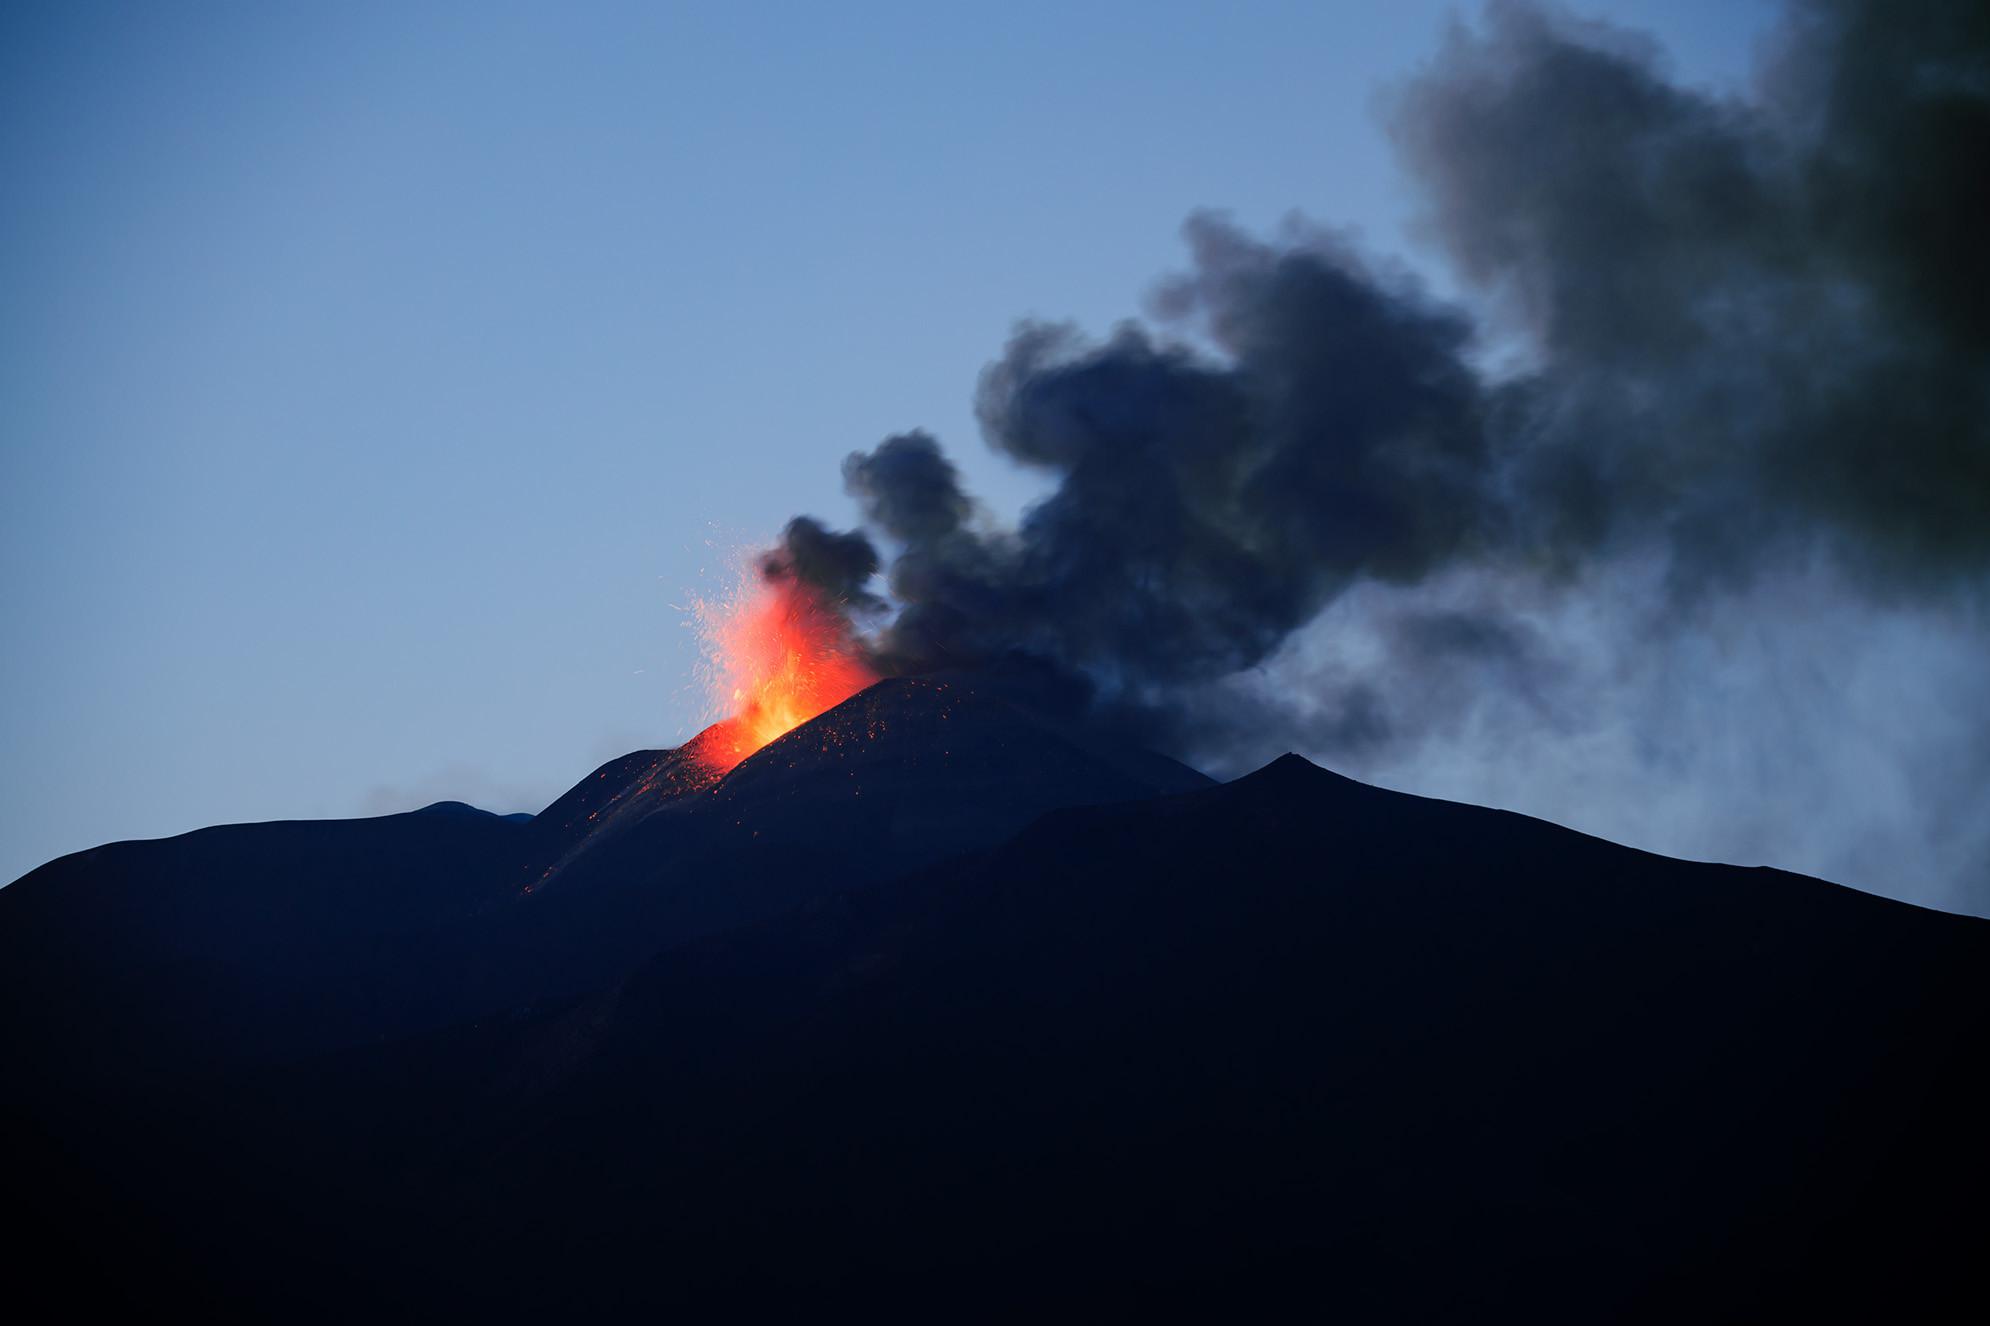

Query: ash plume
[766,0,1990,910]
[759,514,883,612]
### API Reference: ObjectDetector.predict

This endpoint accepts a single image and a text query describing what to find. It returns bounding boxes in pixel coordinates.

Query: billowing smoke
[765,0,1990,911]
[758,514,882,614]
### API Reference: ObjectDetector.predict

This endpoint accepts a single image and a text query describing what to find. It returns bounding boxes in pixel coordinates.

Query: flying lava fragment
[690,549,878,774]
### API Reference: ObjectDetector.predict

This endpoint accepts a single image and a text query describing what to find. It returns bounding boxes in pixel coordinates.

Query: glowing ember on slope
[690,551,878,773]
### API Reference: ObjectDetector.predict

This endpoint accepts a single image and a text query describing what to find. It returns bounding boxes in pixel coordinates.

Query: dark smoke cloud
[770,0,1990,909]
[1393,0,1990,585]
[841,231,1499,696]
[761,515,883,612]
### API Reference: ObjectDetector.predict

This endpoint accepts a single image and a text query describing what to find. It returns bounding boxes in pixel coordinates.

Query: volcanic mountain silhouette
[3,677,1984,1320]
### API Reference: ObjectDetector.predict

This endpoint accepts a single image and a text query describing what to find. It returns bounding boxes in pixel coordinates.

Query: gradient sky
[4,0,1785,889]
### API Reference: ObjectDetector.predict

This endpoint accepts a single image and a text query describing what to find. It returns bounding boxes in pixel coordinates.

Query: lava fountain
[689,551,879,774]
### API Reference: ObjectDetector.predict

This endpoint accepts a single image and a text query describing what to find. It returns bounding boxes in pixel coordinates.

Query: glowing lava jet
[690,555,878,774]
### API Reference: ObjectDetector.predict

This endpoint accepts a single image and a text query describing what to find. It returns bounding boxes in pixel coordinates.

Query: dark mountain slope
[537,675,1212,897]
[434,755,1984,1319]
[17,753,1978,1321]
[1,677,1207,1064]
[0,804,534,1062]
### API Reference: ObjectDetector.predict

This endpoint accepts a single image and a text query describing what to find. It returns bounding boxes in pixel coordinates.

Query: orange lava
[691,559,878,773]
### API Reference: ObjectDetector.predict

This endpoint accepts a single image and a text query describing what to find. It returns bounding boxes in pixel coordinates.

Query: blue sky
[3,1,1779,886]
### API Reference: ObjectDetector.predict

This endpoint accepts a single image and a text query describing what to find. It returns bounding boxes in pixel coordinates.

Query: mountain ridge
[4,686,1983,1319]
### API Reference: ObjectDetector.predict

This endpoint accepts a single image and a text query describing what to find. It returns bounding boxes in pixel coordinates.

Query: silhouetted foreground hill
[2,678,1206,1057]
[4,685,1984,1320]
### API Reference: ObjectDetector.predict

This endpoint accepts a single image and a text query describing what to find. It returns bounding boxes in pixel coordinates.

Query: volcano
[4,679,1985,1319]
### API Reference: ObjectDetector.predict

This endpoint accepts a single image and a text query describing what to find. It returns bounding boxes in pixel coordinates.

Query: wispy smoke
[768,0,1990,912]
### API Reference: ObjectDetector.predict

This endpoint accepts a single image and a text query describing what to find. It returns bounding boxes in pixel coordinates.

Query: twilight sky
[15,0,1985,918]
